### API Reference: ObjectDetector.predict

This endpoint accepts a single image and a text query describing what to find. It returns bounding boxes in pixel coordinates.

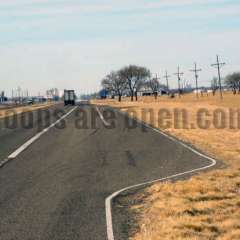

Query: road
[0,103,214,240]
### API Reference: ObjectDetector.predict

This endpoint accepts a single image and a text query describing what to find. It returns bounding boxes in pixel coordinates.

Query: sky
[0,0,240,96]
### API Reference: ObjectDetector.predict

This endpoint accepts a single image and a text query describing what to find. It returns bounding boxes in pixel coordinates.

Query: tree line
[101,65,167,102]
[211,73,240,95]
[101,65,240,102]
[225,72,240,94]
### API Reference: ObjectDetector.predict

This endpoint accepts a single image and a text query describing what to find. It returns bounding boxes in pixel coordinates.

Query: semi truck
[64,90,76,106]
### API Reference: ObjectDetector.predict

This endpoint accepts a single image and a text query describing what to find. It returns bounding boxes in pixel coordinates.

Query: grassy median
[0,102,58,119]
[92,93,240,240]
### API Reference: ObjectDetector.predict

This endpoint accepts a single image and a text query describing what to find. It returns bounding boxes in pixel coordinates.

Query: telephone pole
[17,87,21,104]
[154,74,161,97]
[190,63,202,98]
[163,71,171,95]
[155,73,161,81]
[174,66,184,97]
[211,55,226,99]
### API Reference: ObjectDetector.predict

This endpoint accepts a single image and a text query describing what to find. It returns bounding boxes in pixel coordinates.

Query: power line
[211,55,226,99]
[174,66,184,97]
[190,63,202,98]
[163,71,171,95]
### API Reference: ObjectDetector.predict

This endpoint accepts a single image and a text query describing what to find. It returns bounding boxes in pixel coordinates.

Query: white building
[138,86,167,96]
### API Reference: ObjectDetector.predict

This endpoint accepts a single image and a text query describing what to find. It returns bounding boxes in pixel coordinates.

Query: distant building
[0,91,7,102]
[138,86,167,96]
[46,88,60,101]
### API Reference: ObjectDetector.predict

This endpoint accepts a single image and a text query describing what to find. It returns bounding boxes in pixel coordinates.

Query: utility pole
[17,87,21,104]
[211,55,226,99]
[155,73,161,81]
[163,71,171,95]
[154,73,161,97]
[184,79,188,91]
[190,63,202,98]
[174,66,184,97]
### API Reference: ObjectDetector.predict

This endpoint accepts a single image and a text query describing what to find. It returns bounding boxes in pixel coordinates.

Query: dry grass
[92,92,240,240]
[0,102,57,119]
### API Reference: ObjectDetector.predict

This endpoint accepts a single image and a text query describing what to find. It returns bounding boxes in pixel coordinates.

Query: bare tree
[119,65,151,101]
[146,77,160,100]
[225,72,240,94]
[101,71,127,102]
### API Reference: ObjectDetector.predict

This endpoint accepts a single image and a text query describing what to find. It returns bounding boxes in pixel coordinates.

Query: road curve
[0,103,216,240]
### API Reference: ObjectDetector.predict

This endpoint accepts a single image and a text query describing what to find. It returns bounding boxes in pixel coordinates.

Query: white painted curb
[0,106,77,168]
[104,107,217,240]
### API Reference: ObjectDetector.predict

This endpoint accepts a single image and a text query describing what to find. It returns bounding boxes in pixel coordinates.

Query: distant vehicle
[64,90,75,106]
[99,89,108,99]
[27,98,34,105]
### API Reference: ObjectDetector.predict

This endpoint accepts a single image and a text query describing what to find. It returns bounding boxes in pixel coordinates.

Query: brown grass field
[92,92,240,240]
[0,102,57,119]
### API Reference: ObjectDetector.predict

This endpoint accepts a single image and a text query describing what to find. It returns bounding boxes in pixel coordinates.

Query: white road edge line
[0,106,78,168]
[95,106,111,127]
[104,108,217,240]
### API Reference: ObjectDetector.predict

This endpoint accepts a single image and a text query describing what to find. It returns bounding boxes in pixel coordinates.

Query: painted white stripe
[105,108,217,240]
[0,106,77,167]
[95,106,111,127]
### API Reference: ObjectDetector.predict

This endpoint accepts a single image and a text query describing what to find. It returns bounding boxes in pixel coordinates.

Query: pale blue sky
[0,0,239,96]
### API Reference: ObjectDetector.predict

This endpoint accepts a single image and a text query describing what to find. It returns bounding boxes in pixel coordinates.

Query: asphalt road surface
[0,103,213,240]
